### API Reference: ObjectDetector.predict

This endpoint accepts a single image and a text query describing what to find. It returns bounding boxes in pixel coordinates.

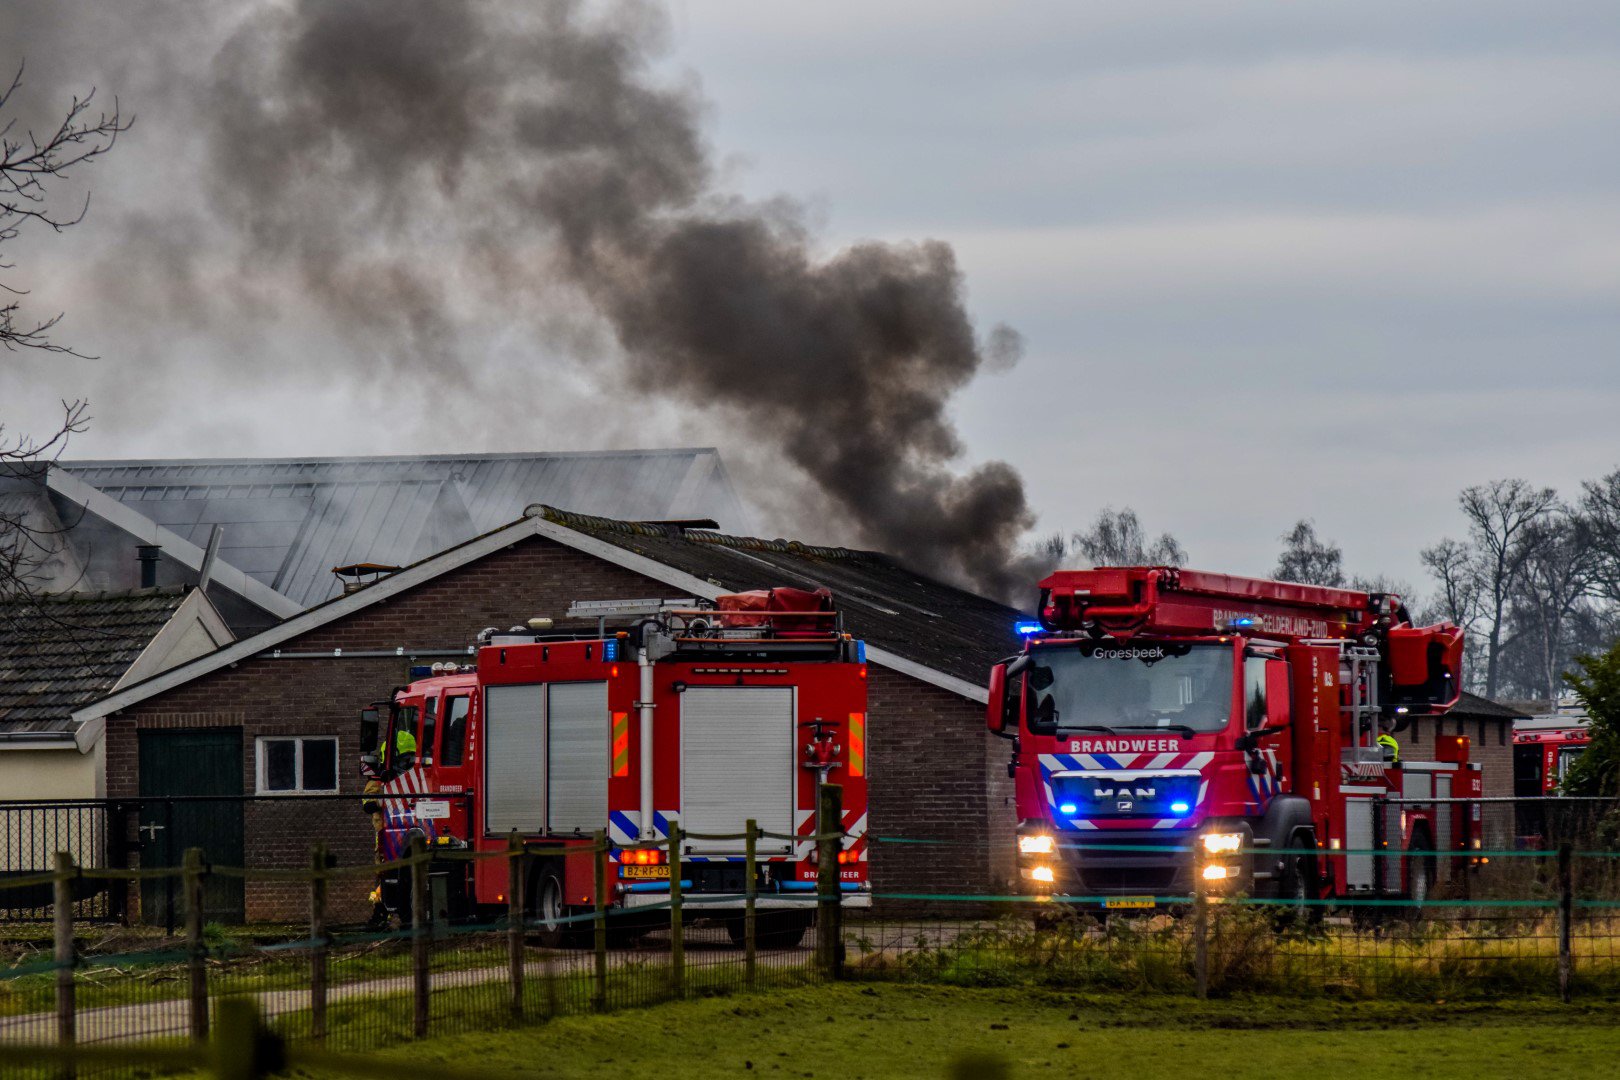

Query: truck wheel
[1275,832,1320,928]
[1405,831,1437,918]
[533,865,585,948]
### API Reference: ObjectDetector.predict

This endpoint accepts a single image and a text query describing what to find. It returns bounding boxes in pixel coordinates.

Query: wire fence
[1,800,1619,1078]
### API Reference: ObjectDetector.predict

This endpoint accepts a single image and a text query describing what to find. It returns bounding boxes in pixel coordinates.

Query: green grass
[262,984,1620,1080]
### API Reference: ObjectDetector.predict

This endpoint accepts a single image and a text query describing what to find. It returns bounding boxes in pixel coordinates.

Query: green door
[139,729,246,924]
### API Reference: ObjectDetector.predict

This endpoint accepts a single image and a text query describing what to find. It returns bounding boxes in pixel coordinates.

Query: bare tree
[1509,511,1604,702]
[1582,468,1620,607]
[1059,507,1187,568]
[1423,479,1559,698]
[1273,519,1345,587]
[1,62,127,602]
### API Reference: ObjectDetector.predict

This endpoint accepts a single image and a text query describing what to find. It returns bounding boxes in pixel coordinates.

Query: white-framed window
[256,736,340,794]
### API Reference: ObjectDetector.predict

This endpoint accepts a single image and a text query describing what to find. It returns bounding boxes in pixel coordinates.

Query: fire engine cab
[988,567,1476,909]
[361,586,869,945]
[1514,707,1591,796]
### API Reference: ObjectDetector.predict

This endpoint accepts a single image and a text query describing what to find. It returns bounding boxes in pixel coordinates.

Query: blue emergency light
[1014,620,1043,636]
[604,639,618,662]
[1058,803,1078,815]
[1170,801,1191,815]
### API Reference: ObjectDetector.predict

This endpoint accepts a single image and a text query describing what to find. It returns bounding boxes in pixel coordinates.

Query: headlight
[1202,831,1242,855]
[1031,865,1055,883]
[1201,864,1230,882]
[1018,834,1055,855]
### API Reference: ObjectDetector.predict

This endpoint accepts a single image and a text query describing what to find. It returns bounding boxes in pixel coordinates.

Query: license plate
[1104,896,1156,910]
[620,865,669,881]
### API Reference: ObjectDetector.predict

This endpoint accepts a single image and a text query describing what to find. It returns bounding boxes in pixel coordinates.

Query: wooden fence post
[668,817,684,999]
[1193,840,1209,1001]
[744,819,758,990]
[309,843,328,1044]
[1558,842,1573,1004]
[507,832,524,1021]
[184,847,209,1041]
[592,830,608,1012]
[816,784,843,979]
[53,850,76,1073]
[410,835,430,1038]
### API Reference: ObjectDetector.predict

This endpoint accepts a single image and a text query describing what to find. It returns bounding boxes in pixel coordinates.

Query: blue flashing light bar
[1170,802,1191,815]
[1014,620,1043,636]
[1229,617,1258,629]
[857,640,867,663]
[604,639,618,662]
[1058,803,1078,815]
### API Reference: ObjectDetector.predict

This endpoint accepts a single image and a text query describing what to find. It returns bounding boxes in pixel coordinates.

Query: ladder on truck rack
[1339,643,1386,767]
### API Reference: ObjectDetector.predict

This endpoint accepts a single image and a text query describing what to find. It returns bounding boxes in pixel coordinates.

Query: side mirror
[986,662,1022,738]
[360,707,381,755]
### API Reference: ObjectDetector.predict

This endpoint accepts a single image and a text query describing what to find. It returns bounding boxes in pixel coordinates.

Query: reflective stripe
[612,711,631,777]
[848,712,866,777]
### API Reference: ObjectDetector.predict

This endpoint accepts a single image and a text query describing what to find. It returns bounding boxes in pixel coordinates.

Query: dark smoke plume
[26,1,1039,598]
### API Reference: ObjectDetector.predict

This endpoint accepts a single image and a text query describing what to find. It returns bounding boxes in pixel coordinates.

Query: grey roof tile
[537,507,1028,686]
[0,589,188,733]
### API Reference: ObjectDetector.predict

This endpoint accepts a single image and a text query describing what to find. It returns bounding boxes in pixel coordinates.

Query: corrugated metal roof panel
[62,451,746,610]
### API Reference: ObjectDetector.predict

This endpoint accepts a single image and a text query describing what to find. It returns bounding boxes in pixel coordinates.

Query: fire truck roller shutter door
[548,682,610,833]
[681,687,795,854]
[485,684,546,834]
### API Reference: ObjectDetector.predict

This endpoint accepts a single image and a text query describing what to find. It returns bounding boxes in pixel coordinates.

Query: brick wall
[107,533,999,921]
[1405,712,1515,800]
[865,668,1013,900]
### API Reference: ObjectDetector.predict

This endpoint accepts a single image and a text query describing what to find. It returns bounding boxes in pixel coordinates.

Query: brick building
[76,507,1025,923]
[1401,691,1526,801]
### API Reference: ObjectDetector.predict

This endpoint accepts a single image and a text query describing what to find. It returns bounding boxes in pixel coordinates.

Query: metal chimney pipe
[136,545,162,588]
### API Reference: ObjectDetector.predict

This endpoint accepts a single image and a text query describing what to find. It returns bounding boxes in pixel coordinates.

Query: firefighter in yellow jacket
[362,726,417,925]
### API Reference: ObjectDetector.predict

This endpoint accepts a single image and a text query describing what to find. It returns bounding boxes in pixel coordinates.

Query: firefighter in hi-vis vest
[361,724,417,927]
[1377,720,1401,765]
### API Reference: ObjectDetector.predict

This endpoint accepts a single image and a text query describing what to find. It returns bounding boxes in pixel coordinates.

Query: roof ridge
[529,505,870,562]
[0,586,188,606]
[60,448,726,469]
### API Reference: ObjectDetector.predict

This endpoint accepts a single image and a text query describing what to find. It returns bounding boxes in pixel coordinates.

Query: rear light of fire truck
[621,848,666,866]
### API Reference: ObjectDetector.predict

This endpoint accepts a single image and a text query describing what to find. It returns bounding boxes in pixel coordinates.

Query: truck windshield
[1026,642,1233,734]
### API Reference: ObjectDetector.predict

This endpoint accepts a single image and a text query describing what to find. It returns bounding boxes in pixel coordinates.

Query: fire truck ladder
[1338,644,1385,766]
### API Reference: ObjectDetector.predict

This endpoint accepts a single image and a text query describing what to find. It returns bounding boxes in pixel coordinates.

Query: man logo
[1093,787,1157,800]
[1116,799,1134,812]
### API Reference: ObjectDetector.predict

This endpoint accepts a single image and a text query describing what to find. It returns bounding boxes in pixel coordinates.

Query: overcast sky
[3,1,1617,595]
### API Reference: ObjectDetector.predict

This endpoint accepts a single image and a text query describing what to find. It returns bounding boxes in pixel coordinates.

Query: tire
[532,865,586,947]
[1404,830,1437,921]
[1275,832,1320,928]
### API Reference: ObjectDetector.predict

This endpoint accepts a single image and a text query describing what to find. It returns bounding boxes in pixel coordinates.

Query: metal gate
[680,687,794,853]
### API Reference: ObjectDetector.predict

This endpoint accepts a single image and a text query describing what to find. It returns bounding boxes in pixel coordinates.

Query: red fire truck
[1514,712,1591,795]
[360,587,870,944]
[987,567,1476,909]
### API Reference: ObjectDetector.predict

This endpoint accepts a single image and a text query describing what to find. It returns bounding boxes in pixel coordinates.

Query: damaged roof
[536,507,1028,686]
[0,589,190,734]
[61,450,749,608]
[76,505,1028,723]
